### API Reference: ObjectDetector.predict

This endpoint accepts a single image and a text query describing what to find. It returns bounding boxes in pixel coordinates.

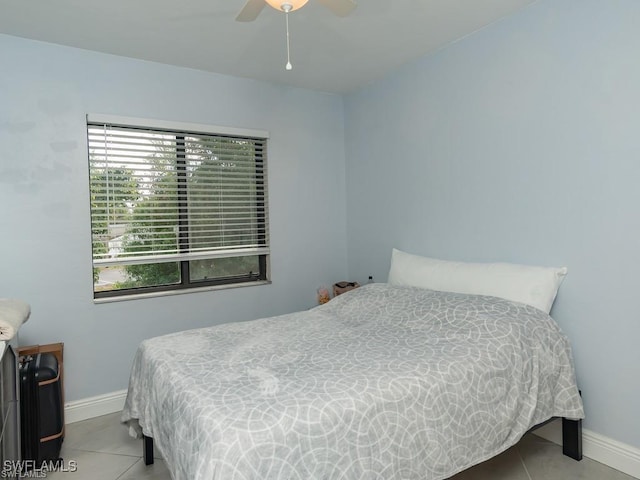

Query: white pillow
[387,248,567,313]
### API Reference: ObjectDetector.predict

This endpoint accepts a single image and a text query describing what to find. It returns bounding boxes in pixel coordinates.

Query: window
[87,115,269,299]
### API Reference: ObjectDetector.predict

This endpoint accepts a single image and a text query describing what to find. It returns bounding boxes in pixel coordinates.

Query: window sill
[93,280,271,304]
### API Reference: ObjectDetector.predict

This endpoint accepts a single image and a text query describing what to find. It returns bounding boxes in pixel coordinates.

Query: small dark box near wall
[333,281,360,297]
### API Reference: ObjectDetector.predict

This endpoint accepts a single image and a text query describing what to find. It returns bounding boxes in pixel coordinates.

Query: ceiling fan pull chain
[285,10,293,70]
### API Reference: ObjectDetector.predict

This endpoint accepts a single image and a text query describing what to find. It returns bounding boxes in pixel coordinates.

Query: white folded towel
[0,299,31,340]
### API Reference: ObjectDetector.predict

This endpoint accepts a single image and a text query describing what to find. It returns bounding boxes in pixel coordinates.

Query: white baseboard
[64,389,128,424]
[534,419,640,479]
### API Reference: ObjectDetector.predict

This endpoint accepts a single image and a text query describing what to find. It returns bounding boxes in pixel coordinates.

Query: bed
[122,280,584,480]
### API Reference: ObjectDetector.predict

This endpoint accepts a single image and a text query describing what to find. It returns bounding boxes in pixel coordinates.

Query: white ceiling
[0,0,536,93]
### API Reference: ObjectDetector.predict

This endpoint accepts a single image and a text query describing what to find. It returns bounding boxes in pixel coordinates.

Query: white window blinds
[88,117,269,267]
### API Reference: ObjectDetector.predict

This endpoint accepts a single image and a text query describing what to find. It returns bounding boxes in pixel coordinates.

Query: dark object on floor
[19,352,64,467]
[144,434,154,465]
[562,417,583,460]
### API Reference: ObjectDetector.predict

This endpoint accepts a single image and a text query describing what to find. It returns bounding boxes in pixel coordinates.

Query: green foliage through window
[88,118,269,298]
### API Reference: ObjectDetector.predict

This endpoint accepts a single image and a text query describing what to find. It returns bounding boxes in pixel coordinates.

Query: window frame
[87,114,270,300]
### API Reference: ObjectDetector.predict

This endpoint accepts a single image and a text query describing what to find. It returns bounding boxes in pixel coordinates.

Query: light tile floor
[41,413,635,479]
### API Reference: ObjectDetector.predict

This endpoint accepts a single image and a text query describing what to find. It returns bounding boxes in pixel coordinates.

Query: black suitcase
[19,352,64,466]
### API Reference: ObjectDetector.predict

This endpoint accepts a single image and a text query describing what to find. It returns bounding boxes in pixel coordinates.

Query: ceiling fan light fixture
[265,0,309,13]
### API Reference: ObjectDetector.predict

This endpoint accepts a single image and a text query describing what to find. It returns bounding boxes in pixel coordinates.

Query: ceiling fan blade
[316,0,357,17]
[236,0,266,22]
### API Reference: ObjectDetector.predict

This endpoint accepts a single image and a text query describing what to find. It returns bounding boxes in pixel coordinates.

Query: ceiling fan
[236,0,357,23]
[236,0,357,71]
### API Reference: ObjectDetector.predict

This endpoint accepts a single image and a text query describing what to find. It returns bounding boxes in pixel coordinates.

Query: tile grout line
[114,457,143,480]
[65,446,142,458]
[517,447,533,480]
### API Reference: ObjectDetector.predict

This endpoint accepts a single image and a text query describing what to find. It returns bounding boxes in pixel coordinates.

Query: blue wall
[344,0,640,448]
[0,34,348,401]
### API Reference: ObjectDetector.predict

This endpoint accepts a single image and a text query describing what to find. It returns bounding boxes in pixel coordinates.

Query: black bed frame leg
[562,417,583,461]
[143,435,155,465]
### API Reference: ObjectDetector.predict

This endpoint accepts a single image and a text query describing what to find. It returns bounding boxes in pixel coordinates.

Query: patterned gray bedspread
[122,283,584,480]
